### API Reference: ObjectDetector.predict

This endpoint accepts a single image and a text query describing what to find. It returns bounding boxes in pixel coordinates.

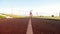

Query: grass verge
[0,15,6,18]
[32,16,60,20]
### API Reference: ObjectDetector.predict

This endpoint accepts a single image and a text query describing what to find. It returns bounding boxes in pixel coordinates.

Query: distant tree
[52,15,54,17]
[40,15,43,17]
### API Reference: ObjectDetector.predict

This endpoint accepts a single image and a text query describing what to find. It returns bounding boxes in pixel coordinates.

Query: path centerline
[26,18,33,34]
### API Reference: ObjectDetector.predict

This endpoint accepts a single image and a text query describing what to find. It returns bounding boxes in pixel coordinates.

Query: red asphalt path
[31,18,60,34]
[0,18,29,34]
[0,18,60,34]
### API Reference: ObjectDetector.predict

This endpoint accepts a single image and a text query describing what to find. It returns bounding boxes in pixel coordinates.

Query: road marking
[26,18,33,34]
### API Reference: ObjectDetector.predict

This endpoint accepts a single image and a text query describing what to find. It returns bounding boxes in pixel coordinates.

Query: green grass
[0,13,27,18]
[4,14,27,18]
[32,16,60,20]
[1,13,60,19]
[0,15,6,18]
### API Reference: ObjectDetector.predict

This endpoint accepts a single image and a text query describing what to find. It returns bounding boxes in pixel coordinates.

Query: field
[0,15,6,18]
[0,14,27,18]
[5,14,27,18]
[32,16,60,20]
[0,13,60,19]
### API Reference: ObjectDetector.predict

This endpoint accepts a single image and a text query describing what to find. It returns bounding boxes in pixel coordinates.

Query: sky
[0,0,60,16]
